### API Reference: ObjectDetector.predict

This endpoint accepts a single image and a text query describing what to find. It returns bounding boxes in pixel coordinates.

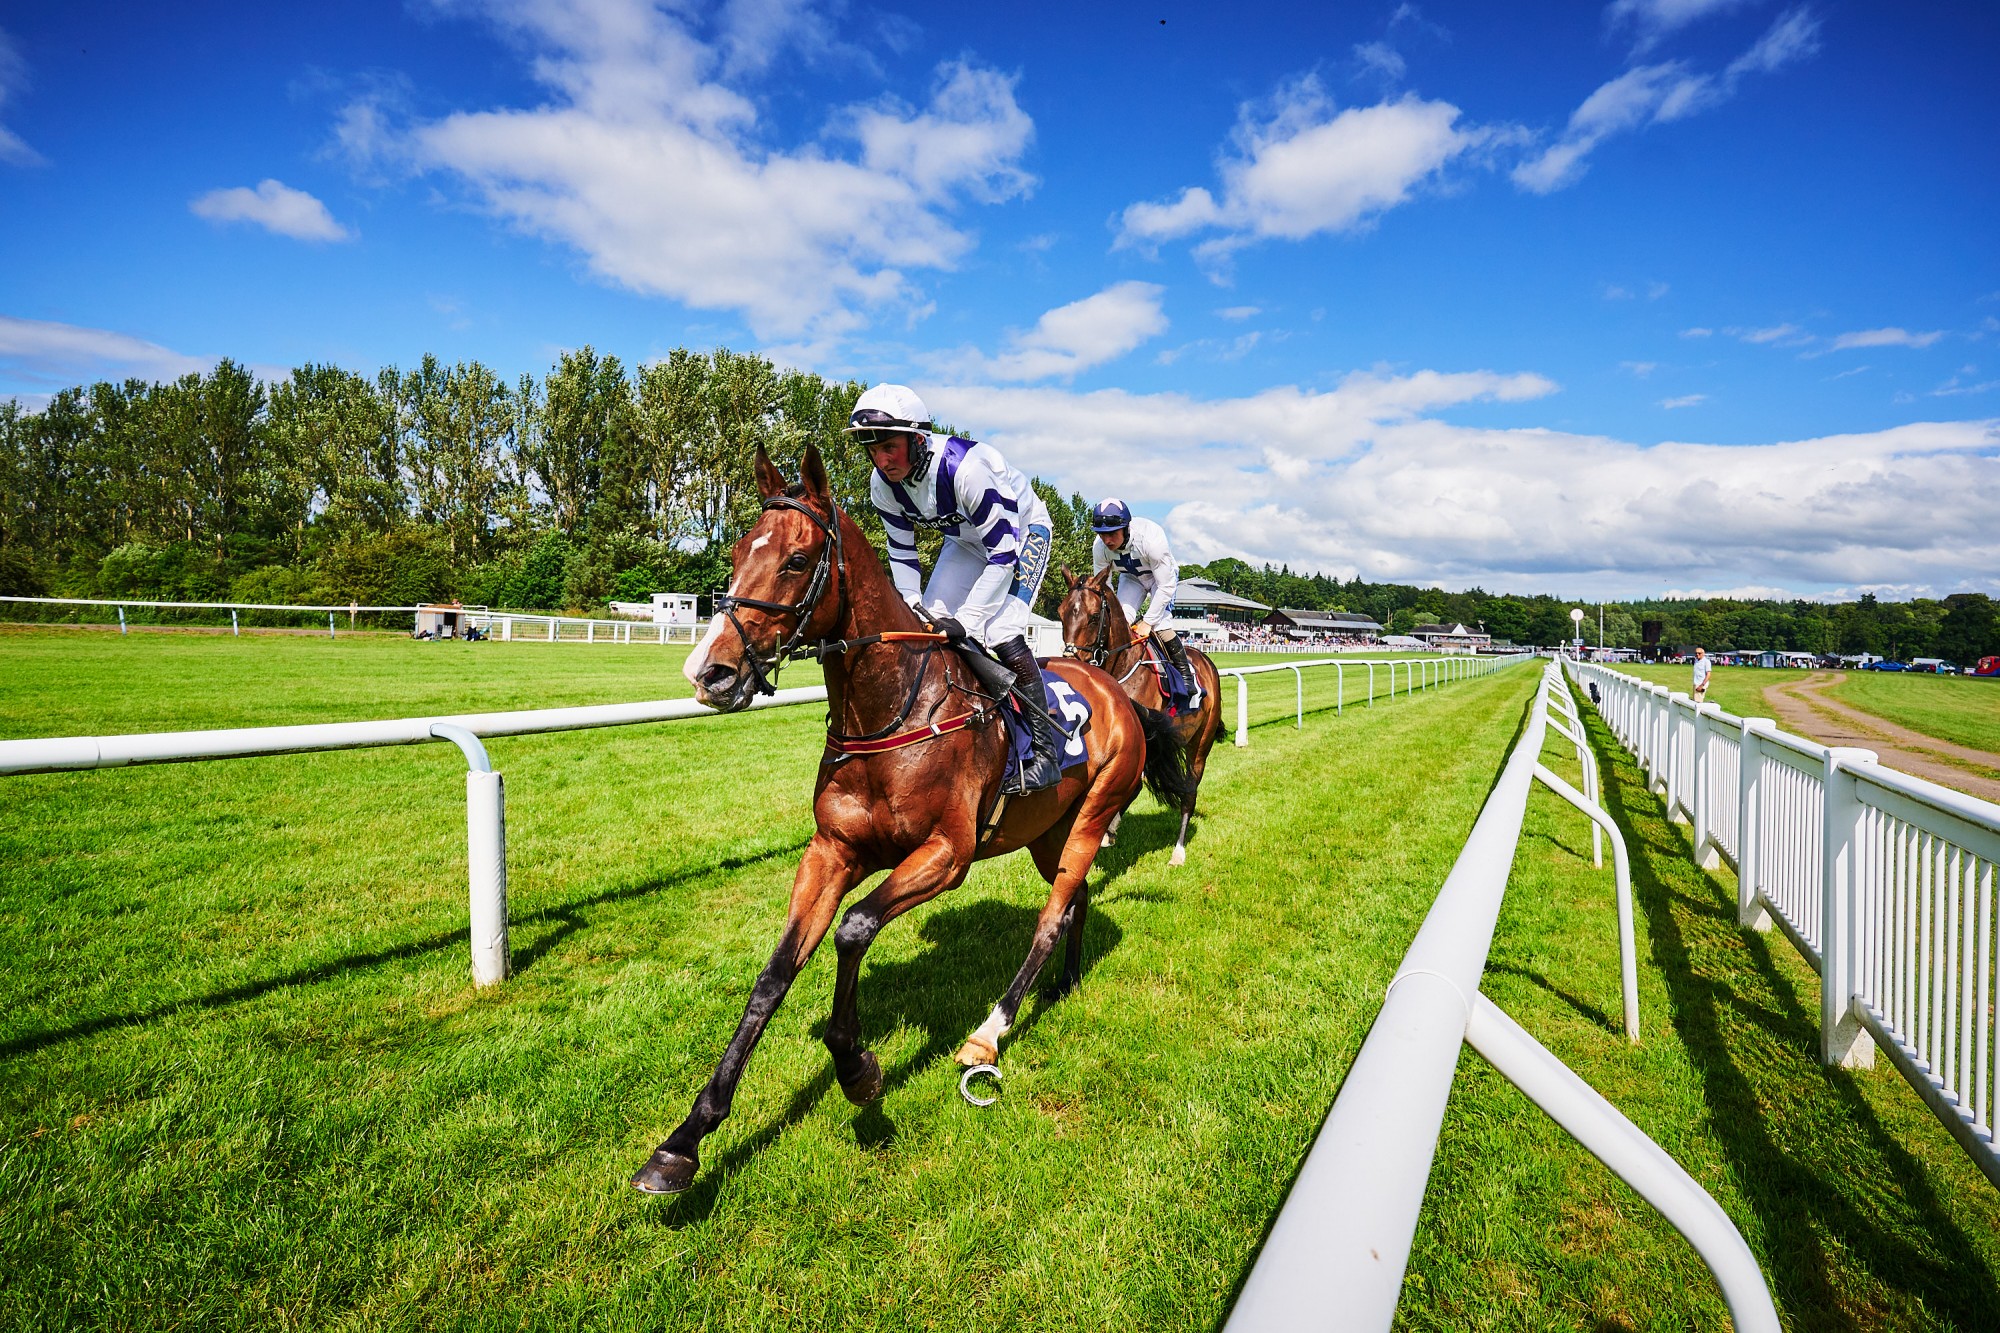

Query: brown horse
[1057,564,1223,867]
[630,444,1180,1196]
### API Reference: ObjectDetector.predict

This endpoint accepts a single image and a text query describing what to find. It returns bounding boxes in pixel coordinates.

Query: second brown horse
[1057,564,1224,866]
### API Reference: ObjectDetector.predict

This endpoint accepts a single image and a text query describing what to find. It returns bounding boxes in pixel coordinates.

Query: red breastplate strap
[825,709,981,756]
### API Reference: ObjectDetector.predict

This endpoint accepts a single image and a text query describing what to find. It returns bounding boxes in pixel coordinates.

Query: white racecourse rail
[1570,659,2000,1190]
[0,595,703,643]
[0,687,827,986]
[1216,653,1535,746]
[1224,663,1779,1333]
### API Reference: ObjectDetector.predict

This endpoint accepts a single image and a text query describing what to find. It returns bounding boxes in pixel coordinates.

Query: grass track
[2,634,1996,1329]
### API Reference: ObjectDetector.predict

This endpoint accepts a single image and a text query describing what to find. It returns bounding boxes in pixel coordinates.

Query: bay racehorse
[1057,564,1223,866]
[630,444,1187,1195]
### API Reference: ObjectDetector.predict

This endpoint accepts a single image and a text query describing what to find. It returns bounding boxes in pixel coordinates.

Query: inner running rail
[1223,662,1775,1332]
[1217,652,1537,747]
[0,687,828,986]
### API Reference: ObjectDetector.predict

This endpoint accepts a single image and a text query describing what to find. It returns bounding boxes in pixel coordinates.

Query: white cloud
[1830,326,1944,351]
[1606,0,1757,46]
[924,372,1998,597]
[1659,393,1706,408]
[1682,326,1713,338]
[1648,281,1670,299]
[1621,360,1659,377]
[190,179,354,242]
[1216,305,1261,321]
[1732,322,1813,347]
[1116,79,1508,262]
[0,27,45,167]
[1515,9,1819,193]
[0,315,211,385]
[938,282,1168,382]
[1353,41,1405,81]
[1604,284,1634,300]
[345,0,1034,343]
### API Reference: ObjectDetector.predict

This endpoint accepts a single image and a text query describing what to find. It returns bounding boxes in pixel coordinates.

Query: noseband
[713,495,846,696]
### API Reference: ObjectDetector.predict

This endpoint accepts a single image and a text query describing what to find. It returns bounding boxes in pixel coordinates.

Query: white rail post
[1666,693,1692,822]
[1335,663,1344,716]
[1367,662,1376,705]
[328,613,336,639]
[587,622,595,643]
[1738,719,1774,931]
[429,723,510,987]
[118,606,127,635]
[1235,674,1250,747]
[231,609,239,636]
[1821,747,1878,1068]
[1292,666,1303,728]
[1692,702,1718,868]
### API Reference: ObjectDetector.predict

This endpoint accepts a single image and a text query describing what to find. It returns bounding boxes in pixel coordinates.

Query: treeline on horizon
[1,348,1994,661]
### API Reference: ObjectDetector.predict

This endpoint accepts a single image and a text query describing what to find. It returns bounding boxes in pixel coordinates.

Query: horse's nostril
[700,664,737,690]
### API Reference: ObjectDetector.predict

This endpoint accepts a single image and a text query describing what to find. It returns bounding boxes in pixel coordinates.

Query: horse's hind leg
[631,838,860,1195]
[823,834,969,1105]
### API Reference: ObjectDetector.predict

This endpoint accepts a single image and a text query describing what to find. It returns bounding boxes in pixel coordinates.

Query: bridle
[1065,582,1119,669]
[713,494,848,697]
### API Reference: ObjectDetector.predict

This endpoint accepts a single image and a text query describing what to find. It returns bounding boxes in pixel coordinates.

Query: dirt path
[1761,671,2000,804]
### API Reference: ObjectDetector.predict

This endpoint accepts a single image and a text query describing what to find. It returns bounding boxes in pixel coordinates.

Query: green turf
[1823,671,2000,756]
[1620,661,2000,758]
[2,633,1994,1329]
[1620,663,1813,723]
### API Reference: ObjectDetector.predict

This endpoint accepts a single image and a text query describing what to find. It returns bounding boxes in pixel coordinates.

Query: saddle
[951,644,1090,786]
[1143,640,1203,715]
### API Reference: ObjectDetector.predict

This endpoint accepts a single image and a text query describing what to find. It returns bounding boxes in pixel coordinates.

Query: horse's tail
[1134,704,1197,813]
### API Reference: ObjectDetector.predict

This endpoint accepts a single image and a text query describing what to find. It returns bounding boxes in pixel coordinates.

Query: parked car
[1865,660,1908,671]
[1909,658,1954,674]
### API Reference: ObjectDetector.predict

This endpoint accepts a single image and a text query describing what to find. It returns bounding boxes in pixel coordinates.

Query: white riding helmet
[846,383,937,477]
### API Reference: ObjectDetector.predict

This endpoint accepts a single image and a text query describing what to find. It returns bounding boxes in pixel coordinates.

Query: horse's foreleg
[957,819,1106,1066]
[823,834,969,1105]
[631,838,859,1195]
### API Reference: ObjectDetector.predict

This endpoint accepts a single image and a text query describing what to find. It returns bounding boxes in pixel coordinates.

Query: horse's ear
[1061,565,1077,591]
[753,445,786,500]
[800,442,831,501]
[1089,564,1112,588]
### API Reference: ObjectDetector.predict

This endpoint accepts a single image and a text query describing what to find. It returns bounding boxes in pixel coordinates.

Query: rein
[714,492,994,759]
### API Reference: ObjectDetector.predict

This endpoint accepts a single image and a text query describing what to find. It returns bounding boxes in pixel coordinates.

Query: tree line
[1184,558,1999,663]
[1,347,1991,661]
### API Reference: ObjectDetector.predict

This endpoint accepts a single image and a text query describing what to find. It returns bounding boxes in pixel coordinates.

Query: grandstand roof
[1174,578,1271,613]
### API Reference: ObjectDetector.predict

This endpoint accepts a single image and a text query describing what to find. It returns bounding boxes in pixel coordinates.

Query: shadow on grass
[646,894,1127,1225]
[1484,959,1619,1036]
[0,835,813,1063]
[1583,712,1999,1328]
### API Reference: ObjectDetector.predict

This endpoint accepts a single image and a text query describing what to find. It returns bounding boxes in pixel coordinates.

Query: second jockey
[847,384,1062,794]
[1089,499,1199,703]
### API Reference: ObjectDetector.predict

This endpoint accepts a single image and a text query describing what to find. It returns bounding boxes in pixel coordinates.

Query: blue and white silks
[871,434,1053,649]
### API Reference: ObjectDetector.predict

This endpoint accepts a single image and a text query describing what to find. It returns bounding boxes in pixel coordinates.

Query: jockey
[847,384,1062,794]
[1090,499,1198,701]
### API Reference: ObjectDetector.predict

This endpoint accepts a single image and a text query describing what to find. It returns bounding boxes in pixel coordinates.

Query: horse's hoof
[955,1035,998,1067]
[838,1050,884,1105]
[1169,845,1186,867]
[1100,833,1116,848]
[630,1148,699,1195]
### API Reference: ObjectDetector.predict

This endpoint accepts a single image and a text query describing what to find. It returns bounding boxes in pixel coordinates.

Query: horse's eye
[784,552,809,572]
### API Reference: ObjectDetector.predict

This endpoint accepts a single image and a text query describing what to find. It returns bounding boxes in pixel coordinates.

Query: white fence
[1570,660,2000,1190]
[0,688,828,986]
[0,595,704,643]
[1224,662,1777,1332]
[1217,653,1536,747]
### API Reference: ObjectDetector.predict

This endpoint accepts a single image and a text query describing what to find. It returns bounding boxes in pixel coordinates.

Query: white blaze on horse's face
[683,614,730,695]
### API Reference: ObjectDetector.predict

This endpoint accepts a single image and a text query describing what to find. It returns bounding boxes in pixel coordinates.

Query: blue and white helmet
[1090,498,1132,533]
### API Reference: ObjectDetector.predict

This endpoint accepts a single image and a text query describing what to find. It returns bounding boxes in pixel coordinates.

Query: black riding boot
[995,636,1063,794]
[1159,631,1197,699]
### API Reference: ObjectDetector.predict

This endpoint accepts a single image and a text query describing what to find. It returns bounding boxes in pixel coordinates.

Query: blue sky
[2,0,1995,600]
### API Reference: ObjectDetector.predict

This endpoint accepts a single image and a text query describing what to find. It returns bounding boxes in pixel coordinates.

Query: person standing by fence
[1691,646,1711,702]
